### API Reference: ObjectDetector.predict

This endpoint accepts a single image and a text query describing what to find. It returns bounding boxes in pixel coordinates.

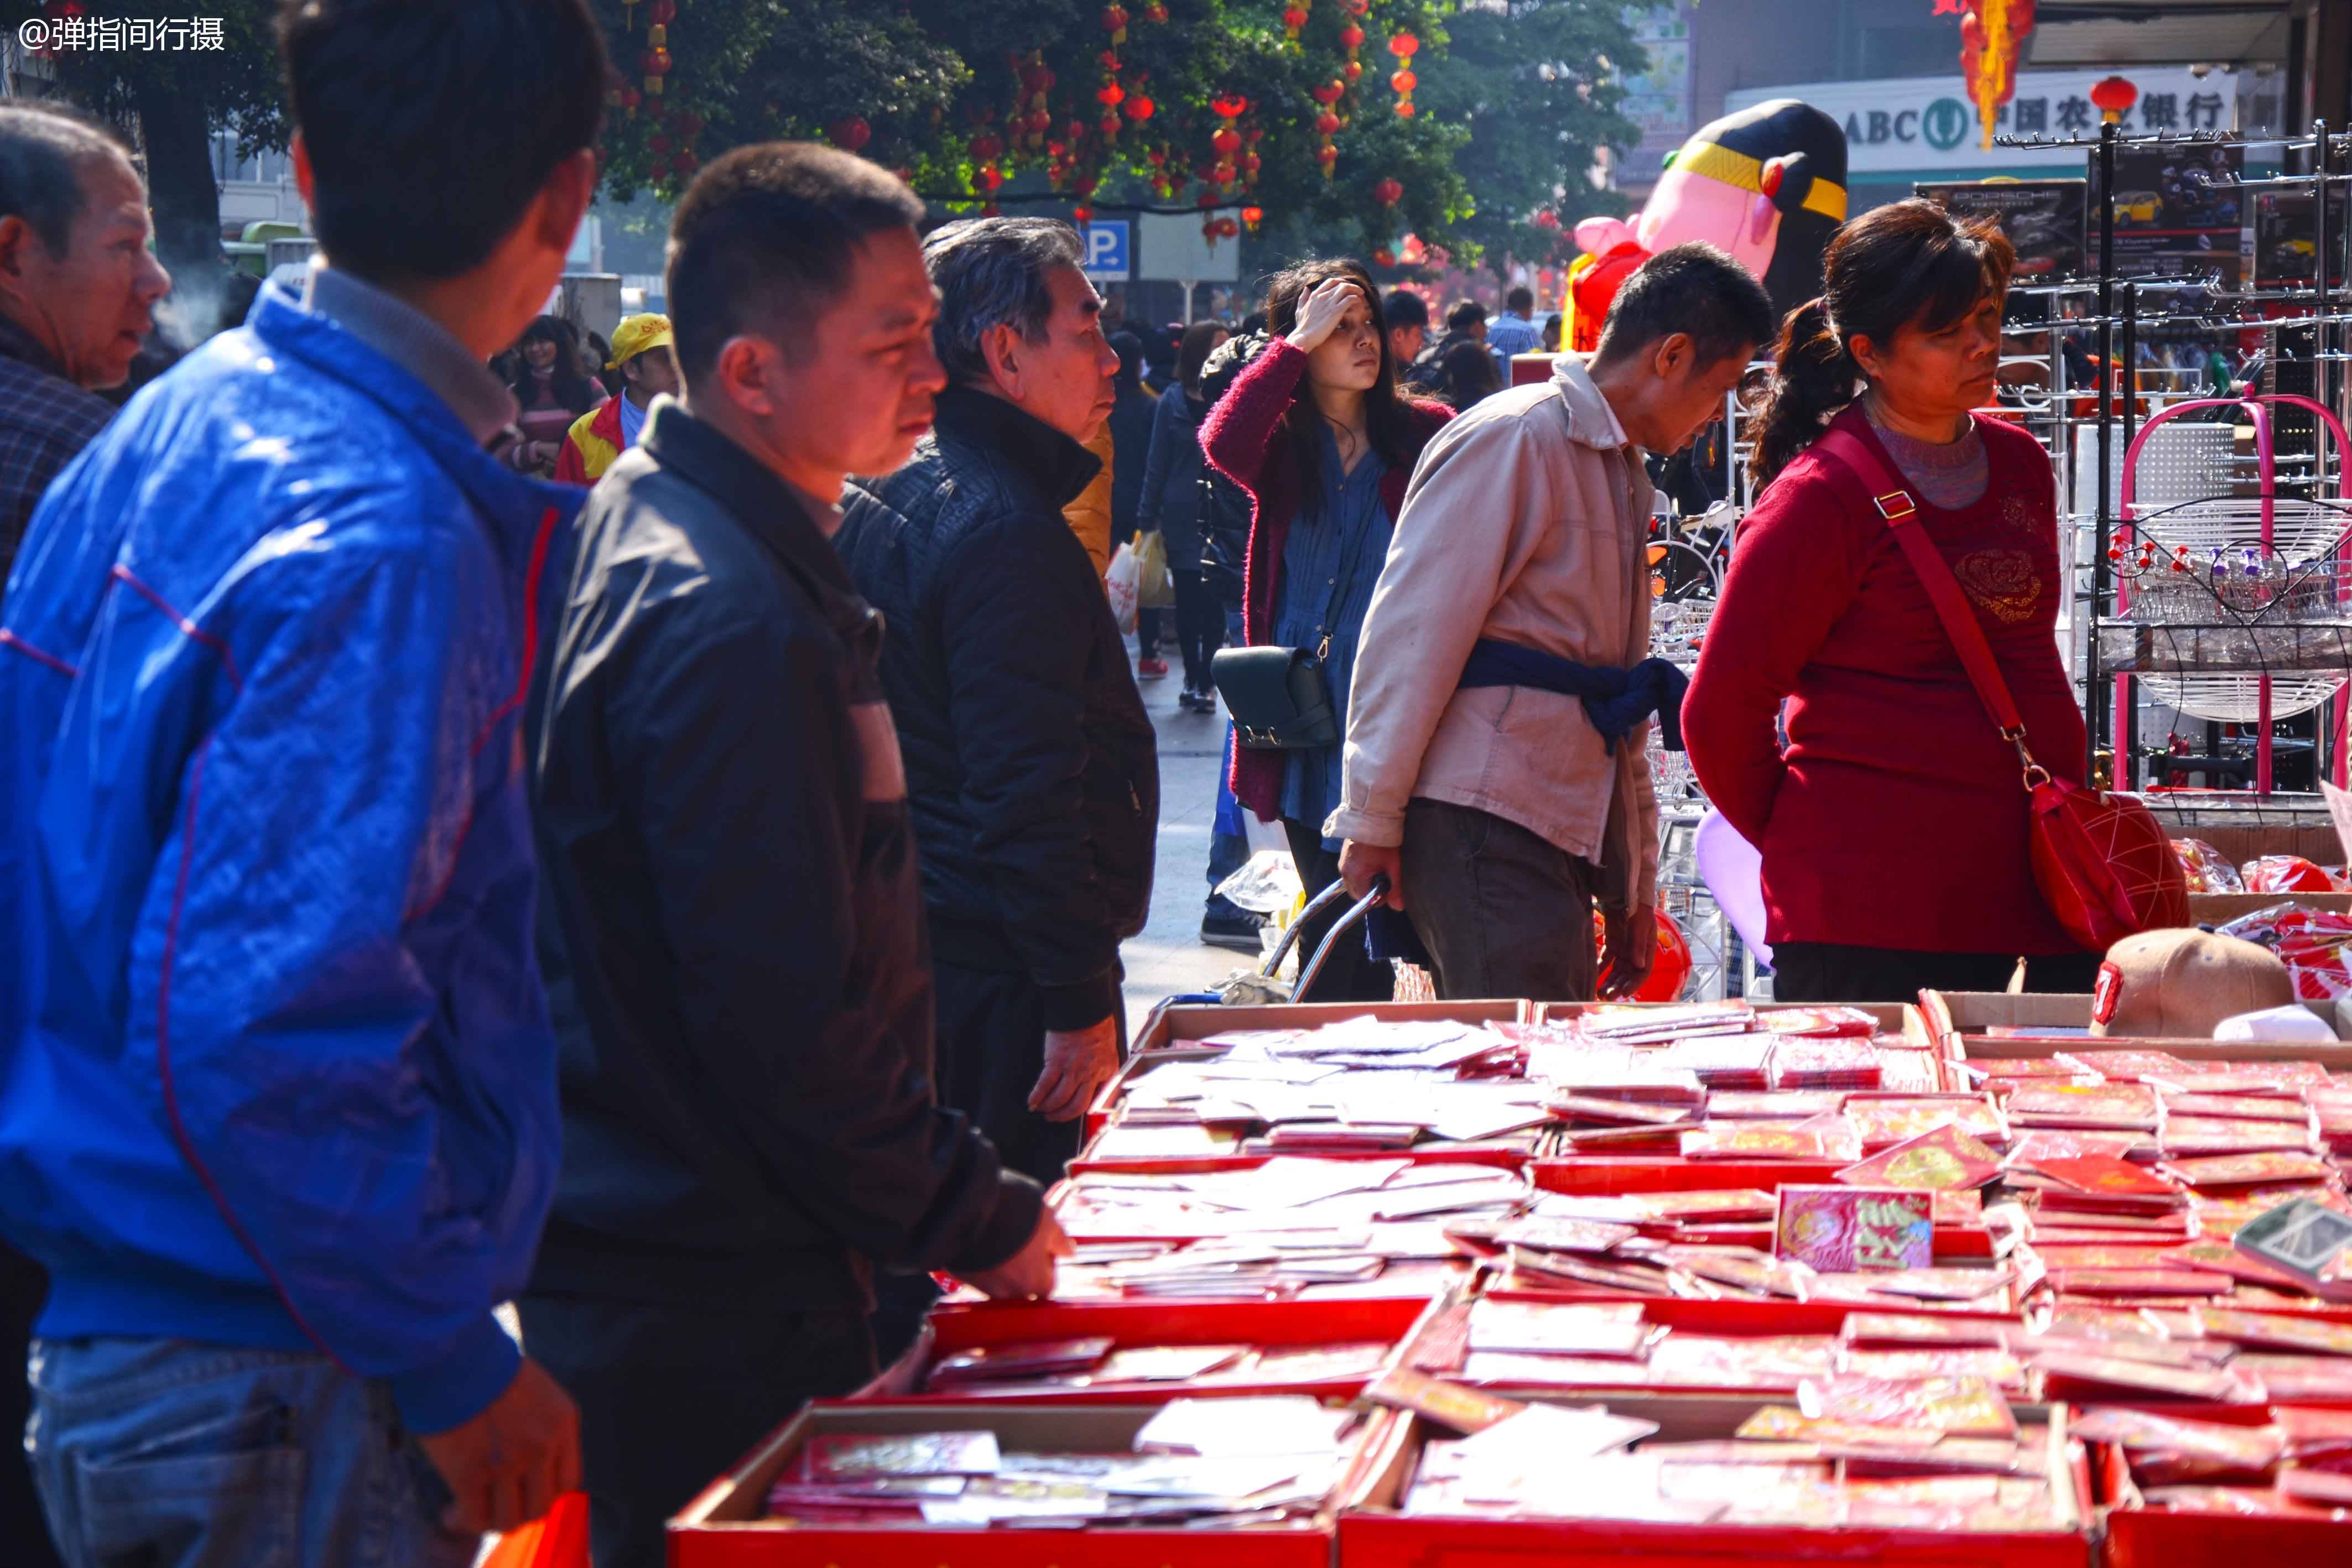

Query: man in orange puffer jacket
[554,312,678,484]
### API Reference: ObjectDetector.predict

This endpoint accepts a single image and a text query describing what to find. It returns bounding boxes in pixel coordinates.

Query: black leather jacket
[525,402,1040,1312]
[838,389,1159,1031]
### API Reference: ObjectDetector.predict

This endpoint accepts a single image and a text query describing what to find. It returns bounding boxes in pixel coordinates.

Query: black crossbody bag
[1208,475,1382,751]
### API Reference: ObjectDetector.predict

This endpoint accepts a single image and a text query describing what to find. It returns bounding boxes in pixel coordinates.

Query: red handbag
[1813,425,2188,952]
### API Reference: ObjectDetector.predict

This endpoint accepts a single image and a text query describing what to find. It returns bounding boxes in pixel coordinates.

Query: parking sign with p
[1080,220,1130,282]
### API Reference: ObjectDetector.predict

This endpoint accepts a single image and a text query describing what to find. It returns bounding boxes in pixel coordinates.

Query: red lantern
[1100,4,1128,43]
[649,0,675,22]
[1211,96,1250,119]
[1373,247,1397,268]
[641,47,670,76]
[675,149,697,175]
[975,165,1006,193]
[968,131,1003,162]
[1375,177,1402,206]
[1096,82,1125,106]
[1282,5,1309,44]
[1125,94,1154,121]
[1532,209,1560,230]
[1241,204,1263,230]
[1144,0,1167,19]
[1391,69,1416,93]
[2089,74,2138,123]
[1388,31,1419,57]
[649,155,672,180]
[1339,24,1364,51]
[648,132,673,154]
[1074,204,1094,221]
[1344,0,1367,12]
[1211,127,1241,155]
[1311,79,1345,105]
[1215,216,1240,238]
[1316,111,1342,136]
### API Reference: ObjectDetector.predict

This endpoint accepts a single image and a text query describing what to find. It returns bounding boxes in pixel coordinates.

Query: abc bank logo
[1846,96,1976,152]
[1922,97,1972,150]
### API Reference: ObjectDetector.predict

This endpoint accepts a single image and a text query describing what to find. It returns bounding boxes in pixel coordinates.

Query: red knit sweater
[1199,338,1451,821]
[1682,405,2089,956]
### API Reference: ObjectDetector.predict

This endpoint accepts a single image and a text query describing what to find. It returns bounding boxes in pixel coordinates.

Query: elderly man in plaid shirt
[0,101,171,593]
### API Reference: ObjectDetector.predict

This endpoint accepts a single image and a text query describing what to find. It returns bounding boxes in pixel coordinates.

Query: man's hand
[1029,1017,1121,1122]
[1336,840,1403,909]
[962,1208,1075,1300]
[417,1356,581,1538]
[1599,906,1659,1001]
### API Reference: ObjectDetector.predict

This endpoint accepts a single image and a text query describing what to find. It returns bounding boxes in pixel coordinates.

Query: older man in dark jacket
[839,217,1158,1195]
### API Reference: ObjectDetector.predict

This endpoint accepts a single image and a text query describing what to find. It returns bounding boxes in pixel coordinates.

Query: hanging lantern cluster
[641,0,675,103]
[1097,8,1127,142]
[1282,3,1309,49]
[1016,51,1057,153]
[1311,78,1345,178]
[1241,122,1265,190]
[1209,95,1248,193]
[1338,13,1365,86]
[1958,0,2036,150]
[1388,31,1419,118]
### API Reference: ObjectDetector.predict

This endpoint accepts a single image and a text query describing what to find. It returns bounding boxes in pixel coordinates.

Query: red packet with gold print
[1835,1124,2004,1191]
[1776,1186,1932,1272]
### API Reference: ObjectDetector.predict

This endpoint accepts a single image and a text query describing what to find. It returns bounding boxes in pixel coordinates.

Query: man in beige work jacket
[1332,246,1776,1002]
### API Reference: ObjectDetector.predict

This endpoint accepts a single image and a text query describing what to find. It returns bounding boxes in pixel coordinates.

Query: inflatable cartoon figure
[1564,98,1849,352]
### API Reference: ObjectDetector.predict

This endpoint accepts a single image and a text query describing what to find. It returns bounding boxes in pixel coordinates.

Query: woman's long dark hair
[1749,199,2016,485]
[1262,258,1432,514]
[1177,320,1227,400]
[508,314,600,415]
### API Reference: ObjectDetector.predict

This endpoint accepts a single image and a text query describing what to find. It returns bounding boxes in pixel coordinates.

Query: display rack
[1989,120,2352,805]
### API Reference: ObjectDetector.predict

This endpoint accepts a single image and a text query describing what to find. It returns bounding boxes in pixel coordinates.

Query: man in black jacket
[523,145,1069,1568]
[839,218,1158,1194]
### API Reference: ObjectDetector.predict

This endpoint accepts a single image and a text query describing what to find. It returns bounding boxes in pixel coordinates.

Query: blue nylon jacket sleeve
[122,513,535,1434]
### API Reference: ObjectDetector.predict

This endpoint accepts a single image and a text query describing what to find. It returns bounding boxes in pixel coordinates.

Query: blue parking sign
[1081,220,1130,282]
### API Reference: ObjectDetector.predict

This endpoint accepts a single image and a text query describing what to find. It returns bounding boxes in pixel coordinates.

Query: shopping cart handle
[1257,876,1356,981]
[1294,874,1391,1001]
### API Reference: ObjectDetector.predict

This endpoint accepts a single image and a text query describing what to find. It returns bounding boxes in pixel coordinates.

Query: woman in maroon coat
[1683,200,2099,1003]
[1201,261,1451,1000]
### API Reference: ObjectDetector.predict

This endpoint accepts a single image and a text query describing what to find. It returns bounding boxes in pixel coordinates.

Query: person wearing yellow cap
[554,312,678,483]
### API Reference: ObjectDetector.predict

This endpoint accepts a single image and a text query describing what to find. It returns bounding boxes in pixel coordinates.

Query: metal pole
[2116,279,2138,789]
[2091,121,2117,788]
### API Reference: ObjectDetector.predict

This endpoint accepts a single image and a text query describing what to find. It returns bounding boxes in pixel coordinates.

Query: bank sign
[1727,67,2219,176]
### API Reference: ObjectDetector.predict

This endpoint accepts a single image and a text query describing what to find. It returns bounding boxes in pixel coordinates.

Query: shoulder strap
[1809,425,2028,739]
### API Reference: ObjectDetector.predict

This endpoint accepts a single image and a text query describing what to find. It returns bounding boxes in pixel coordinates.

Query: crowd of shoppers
[0,2,2122,1561]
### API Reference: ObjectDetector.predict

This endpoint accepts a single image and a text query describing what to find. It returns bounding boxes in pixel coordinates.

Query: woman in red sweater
[1201,261,1451,1000]
[1683,200,2098,1002]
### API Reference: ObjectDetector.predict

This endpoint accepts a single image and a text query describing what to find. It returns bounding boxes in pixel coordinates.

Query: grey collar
[300,265,518,446]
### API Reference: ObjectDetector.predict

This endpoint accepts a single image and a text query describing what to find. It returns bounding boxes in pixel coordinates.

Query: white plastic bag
[1104,540,1140,635]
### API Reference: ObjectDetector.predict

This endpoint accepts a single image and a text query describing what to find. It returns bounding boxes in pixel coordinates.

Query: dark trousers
[1772,942,2103,1004]
[1282,819,1393,1003]
[1398,798,1600,1002]
[2,1243,58,1568]
[1136,605,1165,656]
[933,959,1087,1188]
[517,1296,877,1568]
[1170,568,1222,690]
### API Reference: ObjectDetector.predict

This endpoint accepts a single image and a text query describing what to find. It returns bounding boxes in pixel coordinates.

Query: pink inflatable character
[1564,98,1849,350]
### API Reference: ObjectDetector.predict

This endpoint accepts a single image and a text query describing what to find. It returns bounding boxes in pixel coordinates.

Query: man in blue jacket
[0,2,603,1560]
